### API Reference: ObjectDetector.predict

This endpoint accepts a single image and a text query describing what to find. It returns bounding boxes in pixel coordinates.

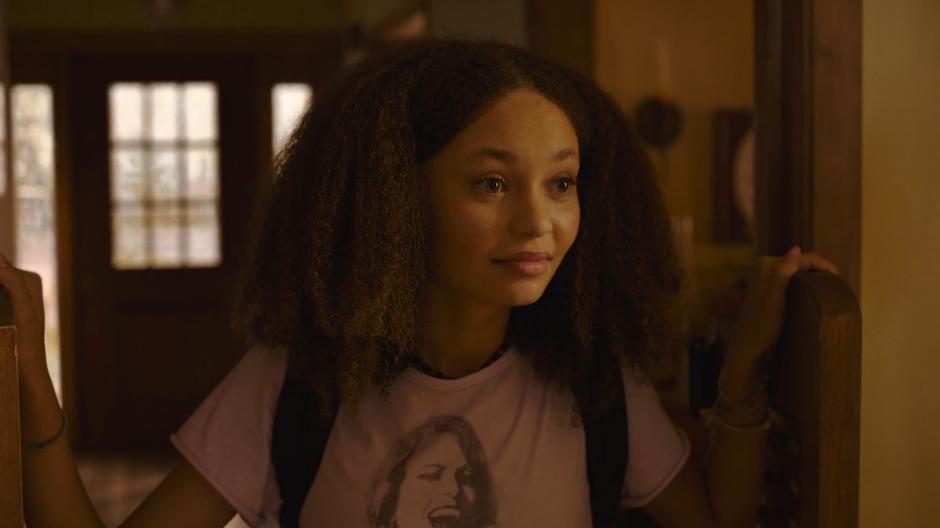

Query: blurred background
[0,0,936,526]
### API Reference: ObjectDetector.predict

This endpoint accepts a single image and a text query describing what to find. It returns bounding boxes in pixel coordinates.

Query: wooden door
[66,54,263,451]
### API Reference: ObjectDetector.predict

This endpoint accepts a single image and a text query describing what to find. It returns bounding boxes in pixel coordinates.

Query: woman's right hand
[0,253,49,375]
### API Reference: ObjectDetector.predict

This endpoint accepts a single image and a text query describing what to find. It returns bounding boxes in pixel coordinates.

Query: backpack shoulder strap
[271,364,339,528]
[582,368,629,528]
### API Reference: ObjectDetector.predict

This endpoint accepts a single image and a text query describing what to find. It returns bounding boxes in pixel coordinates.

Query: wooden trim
[755,2,861,524]
[0,0,14,261]
[0,87,14,261]
[809,0,861,300]
[754,0,861,298]
[0,5,23,519]
[51,53,79,438]
[764,271,861,526]
[526,0,595,79]
[0,324,23,527]
[712,109,754,244]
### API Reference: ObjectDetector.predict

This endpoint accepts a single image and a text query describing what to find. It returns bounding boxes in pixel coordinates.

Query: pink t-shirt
[170,344,689,527]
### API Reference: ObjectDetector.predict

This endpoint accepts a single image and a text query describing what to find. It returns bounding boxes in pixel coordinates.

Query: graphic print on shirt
[367,415,499,528]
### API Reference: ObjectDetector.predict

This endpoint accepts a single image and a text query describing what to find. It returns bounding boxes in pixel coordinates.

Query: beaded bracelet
[698,371,774,432]
[23,411,68,449]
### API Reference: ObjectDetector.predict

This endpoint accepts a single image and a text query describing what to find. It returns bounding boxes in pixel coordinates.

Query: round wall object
[634,96,683,148]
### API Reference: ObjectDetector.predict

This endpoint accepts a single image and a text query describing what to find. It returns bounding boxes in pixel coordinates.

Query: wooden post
[754,0,861,299]
[0,0,14,261]
[0,286,23,527]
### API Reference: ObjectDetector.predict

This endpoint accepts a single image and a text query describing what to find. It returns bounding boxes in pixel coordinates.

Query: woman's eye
[478,176,506,194]
[418,467,444,481]
[554,177,577,193]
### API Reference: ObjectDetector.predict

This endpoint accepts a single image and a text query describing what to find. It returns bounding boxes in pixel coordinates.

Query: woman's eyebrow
[465,147,579,163]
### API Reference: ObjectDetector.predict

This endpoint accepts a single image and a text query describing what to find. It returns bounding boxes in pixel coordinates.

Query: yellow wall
[862,0,940,525]
[594,0,754,345]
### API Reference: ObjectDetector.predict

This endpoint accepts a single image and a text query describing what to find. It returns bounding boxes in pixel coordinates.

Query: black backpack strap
[271,365,339,528]
[582,368,629,528]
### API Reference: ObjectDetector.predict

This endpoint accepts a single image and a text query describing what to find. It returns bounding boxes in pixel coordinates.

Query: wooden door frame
[754,0,862,299]
[754,1,861,524]
[0,0,9,262]
[8,31,346,448]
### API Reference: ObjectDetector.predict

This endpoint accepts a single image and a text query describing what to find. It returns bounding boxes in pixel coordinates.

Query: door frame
[754,0,862,299]
[754,1,861,524]
[9,30,346,449]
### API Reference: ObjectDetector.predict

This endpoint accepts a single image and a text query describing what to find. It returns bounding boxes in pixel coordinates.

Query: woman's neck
[415,286,512,378]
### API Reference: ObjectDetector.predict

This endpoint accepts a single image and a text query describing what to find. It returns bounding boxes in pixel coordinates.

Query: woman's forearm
[20,359,104,528]
[703,351,769,528]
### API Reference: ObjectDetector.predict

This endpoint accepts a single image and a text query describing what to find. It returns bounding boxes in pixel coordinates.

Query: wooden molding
[0,325,23,527]
[754,0,861,299]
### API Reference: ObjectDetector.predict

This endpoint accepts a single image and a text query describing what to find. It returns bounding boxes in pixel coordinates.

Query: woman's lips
[494,258,550,276]
[428,505,460,527]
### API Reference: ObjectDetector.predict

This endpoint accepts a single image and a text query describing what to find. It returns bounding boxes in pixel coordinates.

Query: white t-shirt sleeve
[620,371,692,508]
[169,344,288,526]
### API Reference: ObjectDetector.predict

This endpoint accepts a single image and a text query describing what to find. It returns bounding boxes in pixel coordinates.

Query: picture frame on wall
[712,109,754,244]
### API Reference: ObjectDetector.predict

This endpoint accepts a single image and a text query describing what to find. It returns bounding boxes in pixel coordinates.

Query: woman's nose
[440,472,460,497]
[508,188,552,237]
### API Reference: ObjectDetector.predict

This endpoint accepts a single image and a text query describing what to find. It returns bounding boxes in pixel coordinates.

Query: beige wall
[862,0,940,525]
[594,0,754,343]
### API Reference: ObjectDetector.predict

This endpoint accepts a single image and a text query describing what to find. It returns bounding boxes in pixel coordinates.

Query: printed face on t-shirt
[369,415,498,528]
[421,87,581,308]
[395,432,473,527]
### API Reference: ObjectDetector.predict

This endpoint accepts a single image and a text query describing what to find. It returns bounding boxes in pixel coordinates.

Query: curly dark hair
[231,38,683,417]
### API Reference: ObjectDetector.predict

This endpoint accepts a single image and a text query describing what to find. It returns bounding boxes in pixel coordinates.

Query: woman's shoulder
[618,362,692,508]
[170,342,290,525]
[240,341,290,376]
[214,341,289,393]
[173,342,290,440]
[620,360,656,394]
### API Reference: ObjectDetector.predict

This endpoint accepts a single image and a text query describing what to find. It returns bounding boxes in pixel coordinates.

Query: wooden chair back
[0,285,23,526]
[759,271,861,527]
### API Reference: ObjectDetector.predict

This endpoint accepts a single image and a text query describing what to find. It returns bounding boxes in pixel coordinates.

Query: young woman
[2,39,838,527]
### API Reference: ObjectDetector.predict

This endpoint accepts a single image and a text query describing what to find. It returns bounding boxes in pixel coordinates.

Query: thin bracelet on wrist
[700,406,774,433]
[23,410,68,449]
[700,372,774,433]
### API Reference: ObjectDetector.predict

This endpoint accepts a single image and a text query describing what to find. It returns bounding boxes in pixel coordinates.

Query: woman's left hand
[727,246,840,367]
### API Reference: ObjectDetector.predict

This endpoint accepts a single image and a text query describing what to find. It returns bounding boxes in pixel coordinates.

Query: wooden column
[0,288,23,528]
[0,0,13,262]
[0,3,23,521]
[754,0,861,298]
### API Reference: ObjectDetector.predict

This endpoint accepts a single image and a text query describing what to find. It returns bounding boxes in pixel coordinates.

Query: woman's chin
[498,284,550,307]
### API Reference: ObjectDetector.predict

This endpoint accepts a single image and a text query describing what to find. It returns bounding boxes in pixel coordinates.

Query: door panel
[67,55,262,451]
